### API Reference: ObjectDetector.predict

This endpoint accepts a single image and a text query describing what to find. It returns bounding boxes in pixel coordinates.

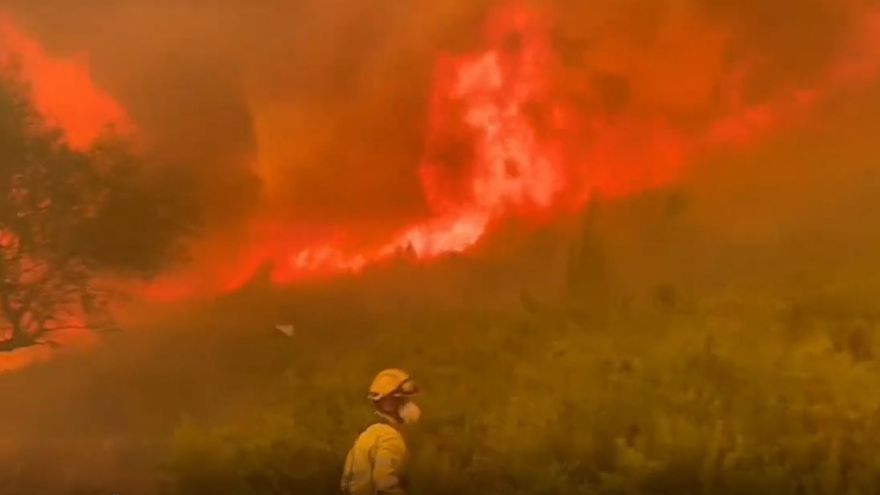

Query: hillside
[1,102,880,494]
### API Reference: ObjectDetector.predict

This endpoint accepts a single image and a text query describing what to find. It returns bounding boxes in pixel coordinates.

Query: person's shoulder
[362,422,404,445]
[364,422,401,436]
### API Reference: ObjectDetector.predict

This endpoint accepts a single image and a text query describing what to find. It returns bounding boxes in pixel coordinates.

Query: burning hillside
[0,0,879,310]
[148,1,880,300]
[2,2,880,493]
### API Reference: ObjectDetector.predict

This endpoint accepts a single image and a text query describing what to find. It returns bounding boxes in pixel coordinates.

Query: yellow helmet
[368,368,418,401]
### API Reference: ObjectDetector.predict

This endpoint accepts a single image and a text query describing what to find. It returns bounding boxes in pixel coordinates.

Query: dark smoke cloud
[0,2,262,224]
[0,0,497,230]
[0,0,874,237]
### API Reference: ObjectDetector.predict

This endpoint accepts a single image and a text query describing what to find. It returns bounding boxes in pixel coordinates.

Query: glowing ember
[0,14,131,149]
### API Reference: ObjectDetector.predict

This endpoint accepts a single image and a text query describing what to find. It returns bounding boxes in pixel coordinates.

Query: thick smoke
[0,0,490,223]
[0,0,877,295]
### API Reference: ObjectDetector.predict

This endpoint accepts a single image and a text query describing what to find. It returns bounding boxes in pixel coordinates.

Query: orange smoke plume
[4,2,880,305]
[143,2,880,301]
[0,13,131,149]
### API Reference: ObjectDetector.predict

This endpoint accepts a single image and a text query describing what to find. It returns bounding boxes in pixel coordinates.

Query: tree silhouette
[0,74,195,352]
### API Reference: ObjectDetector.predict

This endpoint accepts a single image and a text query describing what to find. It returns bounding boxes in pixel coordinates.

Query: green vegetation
[158,116,880,493]
[4,142,880,494]
[158,283,880,495]
[1,84,879,495]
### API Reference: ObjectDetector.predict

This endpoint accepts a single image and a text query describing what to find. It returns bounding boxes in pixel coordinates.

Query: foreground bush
[162,293,880,495]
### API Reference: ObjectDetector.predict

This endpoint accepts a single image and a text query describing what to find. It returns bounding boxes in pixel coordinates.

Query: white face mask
[399,401,421,425]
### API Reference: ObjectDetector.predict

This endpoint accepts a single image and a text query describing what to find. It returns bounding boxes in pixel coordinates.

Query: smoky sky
[0,1,490,227]
[0,0,874,233]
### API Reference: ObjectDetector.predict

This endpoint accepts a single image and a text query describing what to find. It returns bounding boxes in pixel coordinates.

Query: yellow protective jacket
[340,422,408,495]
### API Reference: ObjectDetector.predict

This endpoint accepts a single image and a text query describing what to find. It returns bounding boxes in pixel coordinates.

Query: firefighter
[341,368,421,495]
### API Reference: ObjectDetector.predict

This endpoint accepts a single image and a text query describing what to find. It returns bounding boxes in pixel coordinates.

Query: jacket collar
[374,410,402,427]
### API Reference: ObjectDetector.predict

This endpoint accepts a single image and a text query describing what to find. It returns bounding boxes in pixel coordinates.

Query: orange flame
[2,4,880,374]
[0,14,126,368]
[3,4,880,305]
[145,4,880,301]
[0,13,131,149]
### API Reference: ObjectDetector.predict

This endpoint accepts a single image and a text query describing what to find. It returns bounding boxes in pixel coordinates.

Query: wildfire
[267,6,564,285]
[3,3,880,308]
[0,1,879,373]
[0,14,131,368]
[150,5,568,295]
[145,3,880,301]
[0,13,131,150]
